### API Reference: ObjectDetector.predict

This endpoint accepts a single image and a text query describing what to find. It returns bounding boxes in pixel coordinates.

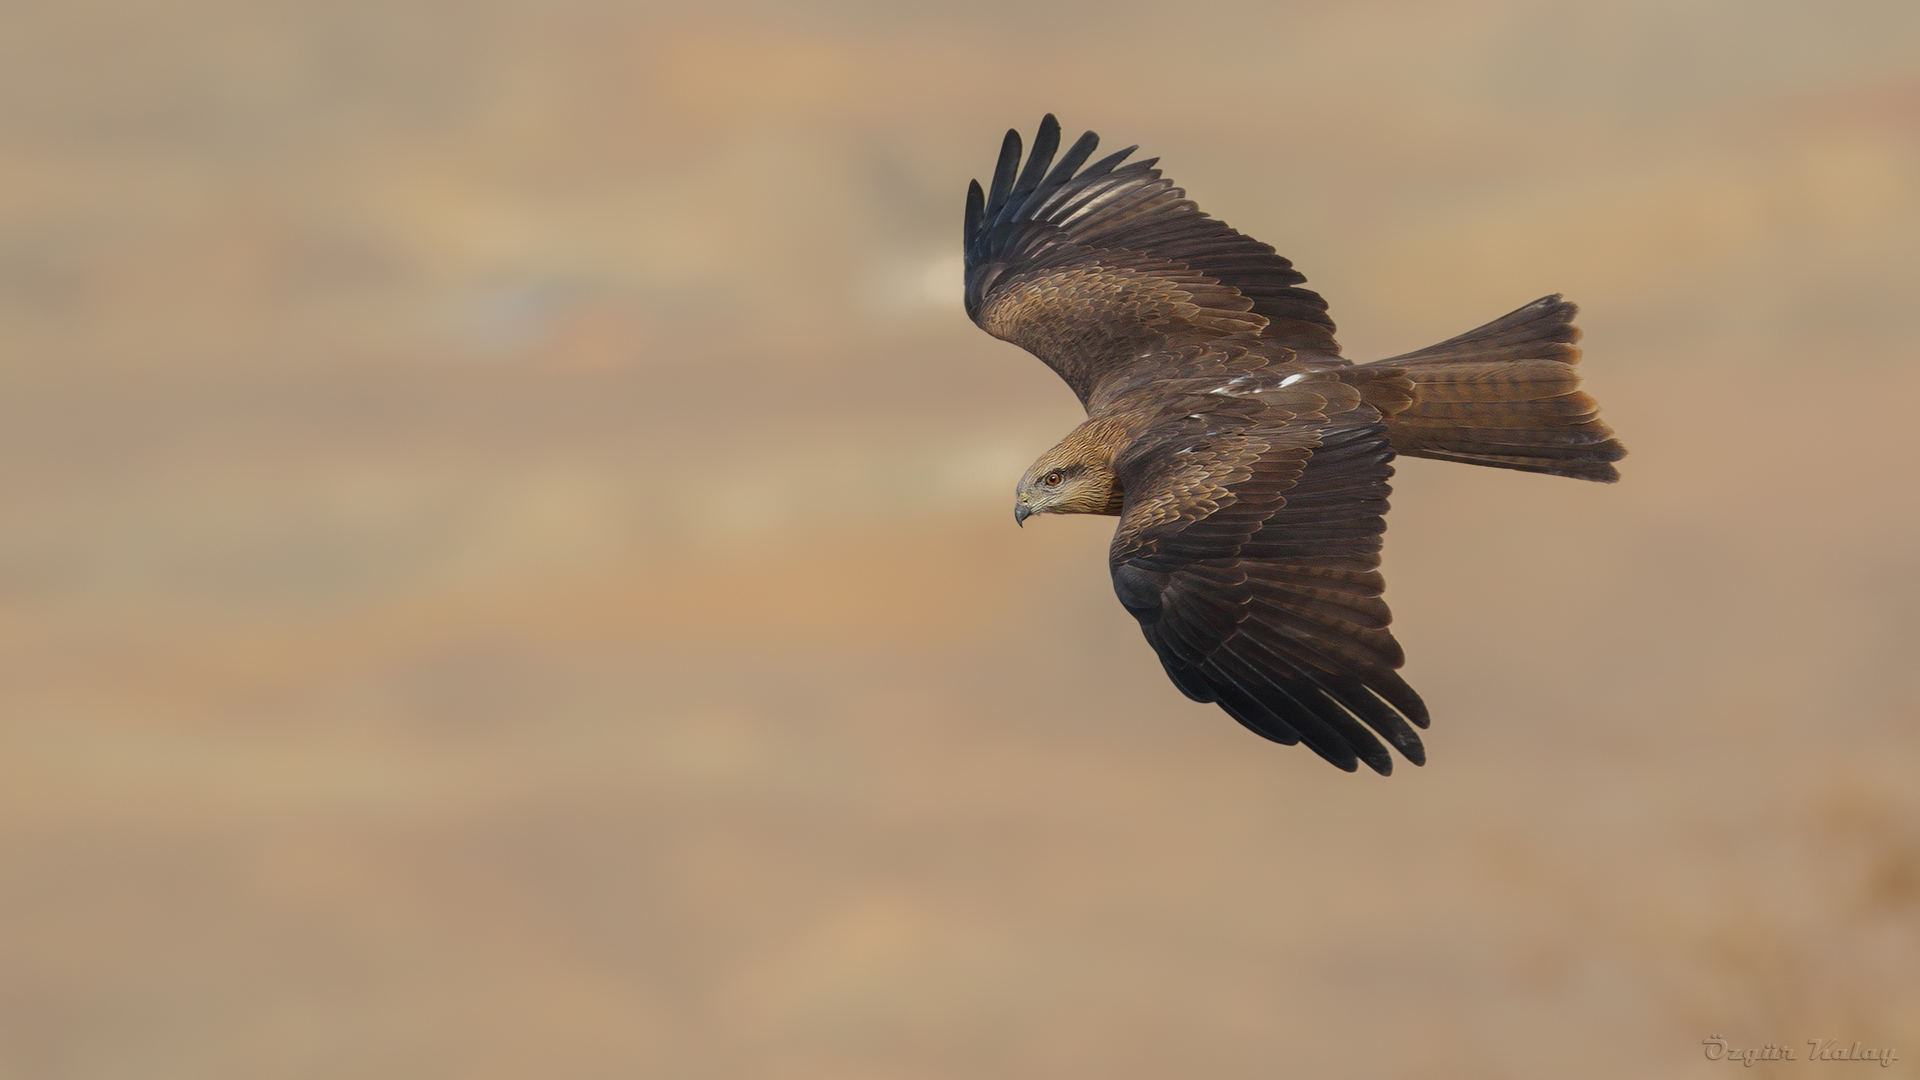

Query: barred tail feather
[1369,295,1625,482]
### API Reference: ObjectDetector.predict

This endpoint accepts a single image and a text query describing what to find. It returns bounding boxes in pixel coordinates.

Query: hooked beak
[1014,502,1032,527]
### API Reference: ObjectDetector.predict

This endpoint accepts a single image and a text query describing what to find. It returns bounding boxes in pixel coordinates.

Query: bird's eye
[1044,471,1062,486]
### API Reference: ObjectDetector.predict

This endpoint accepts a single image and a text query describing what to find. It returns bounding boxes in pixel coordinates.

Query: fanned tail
[1367,295,1625,482]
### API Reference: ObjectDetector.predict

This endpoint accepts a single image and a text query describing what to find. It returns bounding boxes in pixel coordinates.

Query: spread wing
[964,115,1341,407]
[1107,397,1428,774]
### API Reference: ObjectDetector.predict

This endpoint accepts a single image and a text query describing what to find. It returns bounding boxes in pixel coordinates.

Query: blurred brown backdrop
[3,1,1918,1077]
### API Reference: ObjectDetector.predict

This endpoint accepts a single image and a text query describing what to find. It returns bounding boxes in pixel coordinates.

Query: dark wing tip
[1008,114,1063,206]
[964,179,984,247]
[985,127,1023,217]
[972,117,1125,238]
[1079,144,1137,180]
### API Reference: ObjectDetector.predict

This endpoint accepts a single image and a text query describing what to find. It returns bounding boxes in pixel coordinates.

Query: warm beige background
[3,1,1918,1077]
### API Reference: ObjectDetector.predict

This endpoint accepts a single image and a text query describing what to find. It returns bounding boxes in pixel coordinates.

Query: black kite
[964,115,1625,774]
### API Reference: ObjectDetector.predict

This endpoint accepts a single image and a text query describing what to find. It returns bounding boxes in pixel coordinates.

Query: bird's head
[1014,447,1122,526]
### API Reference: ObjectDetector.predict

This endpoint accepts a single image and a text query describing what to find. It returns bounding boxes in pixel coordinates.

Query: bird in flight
[964,115,1625,774]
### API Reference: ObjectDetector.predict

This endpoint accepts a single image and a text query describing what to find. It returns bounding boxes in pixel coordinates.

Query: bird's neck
[1051,417,1135,516]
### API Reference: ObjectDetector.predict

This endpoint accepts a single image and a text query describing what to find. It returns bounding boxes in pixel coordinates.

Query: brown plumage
[967,115,1626,774]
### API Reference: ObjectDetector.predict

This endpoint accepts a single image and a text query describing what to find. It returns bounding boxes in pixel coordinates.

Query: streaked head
[1014,449,1122,525]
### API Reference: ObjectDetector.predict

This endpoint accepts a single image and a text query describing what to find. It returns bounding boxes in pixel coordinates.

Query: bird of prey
[964,115,1625,774]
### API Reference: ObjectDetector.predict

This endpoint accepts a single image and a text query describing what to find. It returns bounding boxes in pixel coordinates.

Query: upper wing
[1107,402,1428,774]
[964,115,1341,407]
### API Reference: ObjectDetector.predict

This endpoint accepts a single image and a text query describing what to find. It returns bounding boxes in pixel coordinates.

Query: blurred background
[2,0,1918,1076]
